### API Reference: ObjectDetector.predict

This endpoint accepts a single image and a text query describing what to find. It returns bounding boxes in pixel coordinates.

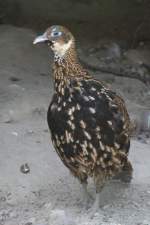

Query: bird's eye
[52,31,62,37]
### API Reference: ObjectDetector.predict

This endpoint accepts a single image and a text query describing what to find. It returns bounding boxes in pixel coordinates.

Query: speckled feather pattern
[47,43,132,186]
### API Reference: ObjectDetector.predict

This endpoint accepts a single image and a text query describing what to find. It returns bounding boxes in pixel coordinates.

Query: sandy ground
[0,25,150,225]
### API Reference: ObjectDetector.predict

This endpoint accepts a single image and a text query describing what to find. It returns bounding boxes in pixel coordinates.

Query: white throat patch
[52,39,73,59]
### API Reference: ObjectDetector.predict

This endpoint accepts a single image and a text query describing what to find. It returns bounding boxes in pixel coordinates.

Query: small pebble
[0,196,6,202]
[25,217,36,225]
[146,201,150,206]
[43,129,48,133]
[20,163,30,174]
[9,76,20,82]
[40,73,48,76]
[11,132,18,136]
[4,119,14,124]
[26,130,34,135]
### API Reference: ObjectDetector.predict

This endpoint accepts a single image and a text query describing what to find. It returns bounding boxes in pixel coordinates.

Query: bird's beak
[33,32,48,45]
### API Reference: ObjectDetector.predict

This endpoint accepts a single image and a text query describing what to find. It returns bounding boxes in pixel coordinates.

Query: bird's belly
[51,133,95,178]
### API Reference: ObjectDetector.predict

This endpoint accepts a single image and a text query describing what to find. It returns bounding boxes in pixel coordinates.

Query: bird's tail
[113,160,133,183]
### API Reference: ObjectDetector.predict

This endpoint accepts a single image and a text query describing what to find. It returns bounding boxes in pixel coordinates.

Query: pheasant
[33,25,133,214]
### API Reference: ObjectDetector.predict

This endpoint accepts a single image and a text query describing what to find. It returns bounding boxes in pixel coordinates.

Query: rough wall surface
[0,0,150,40]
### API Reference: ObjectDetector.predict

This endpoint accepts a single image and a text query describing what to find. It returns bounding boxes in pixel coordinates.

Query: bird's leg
[90,192,100,214]
[81,182,93,208]
[89,187,103,217]
[88,173,105,217]
[81,182,89,200]
[120,160,133,183]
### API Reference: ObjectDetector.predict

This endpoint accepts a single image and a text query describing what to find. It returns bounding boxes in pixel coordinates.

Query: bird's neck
[53,45,91,94]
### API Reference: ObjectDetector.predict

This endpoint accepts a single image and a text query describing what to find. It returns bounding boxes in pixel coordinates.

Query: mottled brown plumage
[34,25,133,214]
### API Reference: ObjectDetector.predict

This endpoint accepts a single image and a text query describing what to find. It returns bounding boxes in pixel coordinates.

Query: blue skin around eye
[52,31,62,37]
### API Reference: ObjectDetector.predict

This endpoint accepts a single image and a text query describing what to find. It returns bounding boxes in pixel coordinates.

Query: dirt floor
[0,25,150,225]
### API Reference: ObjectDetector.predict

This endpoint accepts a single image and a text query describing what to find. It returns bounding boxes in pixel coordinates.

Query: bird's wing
[73,78,131,155]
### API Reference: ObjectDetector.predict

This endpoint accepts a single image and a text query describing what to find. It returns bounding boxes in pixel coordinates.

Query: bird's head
[33,25,75,60]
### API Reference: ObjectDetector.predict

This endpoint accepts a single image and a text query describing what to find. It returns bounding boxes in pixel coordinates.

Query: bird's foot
[81,183,93,209]
[82,192,93,209]
[87,193,100,218]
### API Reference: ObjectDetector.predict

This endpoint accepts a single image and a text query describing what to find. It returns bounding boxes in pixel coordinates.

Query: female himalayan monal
[33,25,133,215]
